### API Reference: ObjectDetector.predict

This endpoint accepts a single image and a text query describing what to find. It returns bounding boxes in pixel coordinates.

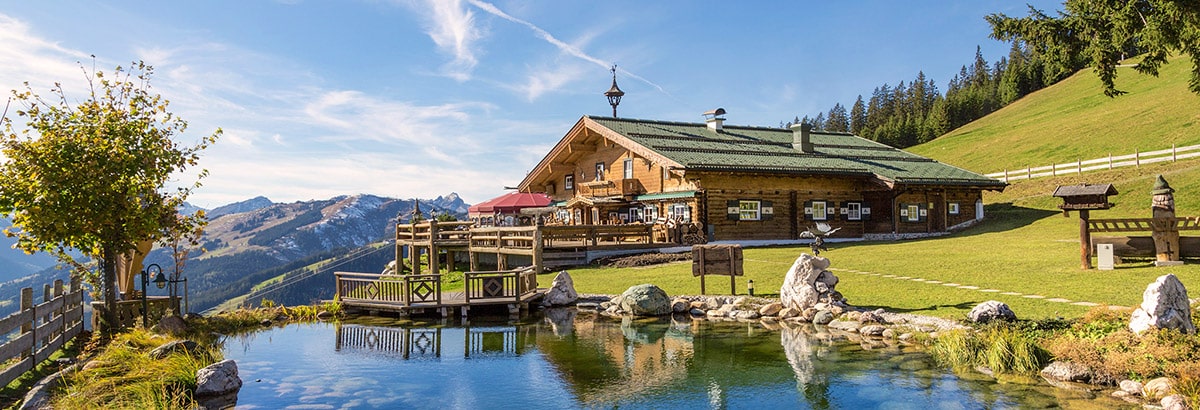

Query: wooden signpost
[692,244,744,294]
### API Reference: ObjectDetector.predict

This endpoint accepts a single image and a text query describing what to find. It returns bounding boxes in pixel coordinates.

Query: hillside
[911,56,1200,174]
[0,193,469,316]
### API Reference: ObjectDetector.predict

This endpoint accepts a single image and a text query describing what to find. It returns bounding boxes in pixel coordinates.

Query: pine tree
[849,95,866,135]
[825,103,850,132]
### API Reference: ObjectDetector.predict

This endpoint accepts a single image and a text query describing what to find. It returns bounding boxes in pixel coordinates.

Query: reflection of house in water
[334,323,538,359]
[536,314,695,404]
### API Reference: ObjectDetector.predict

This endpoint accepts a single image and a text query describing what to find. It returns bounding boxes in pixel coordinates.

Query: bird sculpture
[799,222,841,255]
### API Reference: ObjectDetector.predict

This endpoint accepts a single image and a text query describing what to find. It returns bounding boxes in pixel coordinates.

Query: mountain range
[0,193,470,315]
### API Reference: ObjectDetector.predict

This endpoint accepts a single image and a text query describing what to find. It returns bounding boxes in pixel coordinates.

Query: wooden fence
[987,144,1200,183]
[0,278,85,388]
[464,267,538,304]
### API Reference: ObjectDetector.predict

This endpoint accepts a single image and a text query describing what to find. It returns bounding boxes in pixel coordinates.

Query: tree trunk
[102,247,119,335]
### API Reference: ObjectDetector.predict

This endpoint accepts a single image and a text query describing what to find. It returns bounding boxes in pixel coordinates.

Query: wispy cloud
[465,0,669,95]
[417,0,482,81]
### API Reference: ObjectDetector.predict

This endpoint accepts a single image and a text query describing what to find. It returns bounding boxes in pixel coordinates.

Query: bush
[1044,306,1200,383]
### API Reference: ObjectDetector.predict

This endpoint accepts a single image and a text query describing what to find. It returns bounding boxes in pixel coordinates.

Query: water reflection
[223,311,1126,409]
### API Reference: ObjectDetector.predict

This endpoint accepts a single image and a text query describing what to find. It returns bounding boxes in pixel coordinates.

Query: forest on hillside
[789,43,1082,148]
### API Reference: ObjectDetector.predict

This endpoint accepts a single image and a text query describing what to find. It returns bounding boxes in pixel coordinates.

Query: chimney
[703,108,726,131]
[790,123,813,153]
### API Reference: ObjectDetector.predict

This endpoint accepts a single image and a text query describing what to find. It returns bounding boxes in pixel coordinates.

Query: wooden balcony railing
[577,178,644,197]
[464,267,538,304]
[396,221,474,244]
[335,271,442,307]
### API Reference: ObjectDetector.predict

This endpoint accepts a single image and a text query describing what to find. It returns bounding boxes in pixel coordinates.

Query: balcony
[578,178,644,197]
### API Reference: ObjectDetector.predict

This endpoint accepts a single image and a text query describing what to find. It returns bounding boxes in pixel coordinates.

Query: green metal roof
[635,190,697,201]
[588,116,1005,188]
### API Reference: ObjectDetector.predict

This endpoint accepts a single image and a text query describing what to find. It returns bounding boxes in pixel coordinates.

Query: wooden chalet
[517,113,1007,242]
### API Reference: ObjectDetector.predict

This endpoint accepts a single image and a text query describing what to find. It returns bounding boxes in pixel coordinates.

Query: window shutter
[803,200,813,221]
[726,200,739,221]
[761,200,774,220]
[862,205,871,221]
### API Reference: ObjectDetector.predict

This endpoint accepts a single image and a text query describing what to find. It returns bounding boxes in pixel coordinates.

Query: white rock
[543,271,579,306]
[1130,274,1196,335]
[195,360,242,397]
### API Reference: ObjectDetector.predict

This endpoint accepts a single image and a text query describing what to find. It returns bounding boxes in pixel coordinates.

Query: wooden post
[53,280,63,341]
[532,226,544,275]
[1135,149,1140,168]
[429,220,440,274]
[1108,154,1113,170]
[1080,209,1092,270]
[409,244,420,276]
[20,287,32,358]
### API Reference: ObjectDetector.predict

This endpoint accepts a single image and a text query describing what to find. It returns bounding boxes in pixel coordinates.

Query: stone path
[830,268,1106,308]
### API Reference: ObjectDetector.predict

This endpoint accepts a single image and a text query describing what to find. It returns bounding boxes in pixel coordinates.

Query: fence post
[1003,169,1008,183]
[20,287,32,359]
[53,280,63,342]
[1077,159,1082,174]
[1135,148,1140,168]
[1026,165,1031,179]
[1173,143,1177,162]
[1108,154,1113,170]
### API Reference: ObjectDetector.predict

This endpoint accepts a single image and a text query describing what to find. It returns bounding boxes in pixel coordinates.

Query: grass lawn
[550,161,1200,321]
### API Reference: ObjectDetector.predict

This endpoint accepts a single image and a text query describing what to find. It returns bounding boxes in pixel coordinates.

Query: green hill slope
[911,56,1200,174]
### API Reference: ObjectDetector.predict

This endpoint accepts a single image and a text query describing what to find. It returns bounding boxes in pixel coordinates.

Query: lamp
[140,263,164,327]
[747,279,755,296]
[604,65,624,118]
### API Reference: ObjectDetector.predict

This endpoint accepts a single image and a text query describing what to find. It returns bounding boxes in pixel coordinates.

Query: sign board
[692,244,744,295]
[1097,243,1115,271]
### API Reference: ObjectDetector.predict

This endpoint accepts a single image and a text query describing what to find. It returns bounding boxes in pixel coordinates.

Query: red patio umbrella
[469,192,552,217]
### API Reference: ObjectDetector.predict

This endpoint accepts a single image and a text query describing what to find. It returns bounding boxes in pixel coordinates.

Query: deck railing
[395,221,474,244]
[335,272,443,307]
[0,278,84,388]
[464,267,538,304]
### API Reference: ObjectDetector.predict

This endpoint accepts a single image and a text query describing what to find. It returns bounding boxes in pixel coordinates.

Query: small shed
[1052,184,1118,213]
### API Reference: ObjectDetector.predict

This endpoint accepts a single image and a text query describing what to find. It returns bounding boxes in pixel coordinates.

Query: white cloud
[415,0,482,81]
[465,0,669,96]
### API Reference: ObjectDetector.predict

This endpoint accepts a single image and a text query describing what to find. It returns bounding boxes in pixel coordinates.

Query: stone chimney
[790,123,813,153]
[703,108,726,131]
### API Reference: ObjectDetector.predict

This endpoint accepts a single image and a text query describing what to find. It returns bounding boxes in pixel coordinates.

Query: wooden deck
[335,268,543,317]
[396,221,662,274]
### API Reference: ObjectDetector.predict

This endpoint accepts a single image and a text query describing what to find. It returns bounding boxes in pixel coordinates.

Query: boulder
[758,302,783,317]
[968,301,1016,324]
[1118,379,1143,395]
[671,298,690,313]
[859,325,887,337]
[149,340,199,360]
[1162,394,1188,410]
[689,308,706,316]
[780,254,845,311]
[1130,274,1196,335]
[813,310,834,325]
[777,307,801,319]
[858,310,884,324]
[543,271,579,306]
[616,284,672,316]
[155,315,187,336]
[1040,361,1092,383]
[1144,377,1174,400]
[195,359,242,397]
[733,310,760,320]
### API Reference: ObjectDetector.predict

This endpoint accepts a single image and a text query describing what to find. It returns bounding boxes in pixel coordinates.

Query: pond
[222,309,1127,409]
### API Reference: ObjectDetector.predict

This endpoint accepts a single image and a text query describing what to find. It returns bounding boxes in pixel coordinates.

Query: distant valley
[0,193,470,315]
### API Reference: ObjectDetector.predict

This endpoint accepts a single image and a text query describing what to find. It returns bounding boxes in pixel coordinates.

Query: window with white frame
[948,202,960,215]
[595,162,606,181]
[846,202,862,220]
[670,203,691,222]
[738,200,761,221]
[644,205,658,222]
[564,175,574,190]
[629,207,642,222]
[623,158,633,179]
[907,204,920,222]
[811,201,828,221]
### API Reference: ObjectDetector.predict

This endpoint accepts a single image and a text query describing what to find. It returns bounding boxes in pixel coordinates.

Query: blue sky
[0,1,1062,208]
